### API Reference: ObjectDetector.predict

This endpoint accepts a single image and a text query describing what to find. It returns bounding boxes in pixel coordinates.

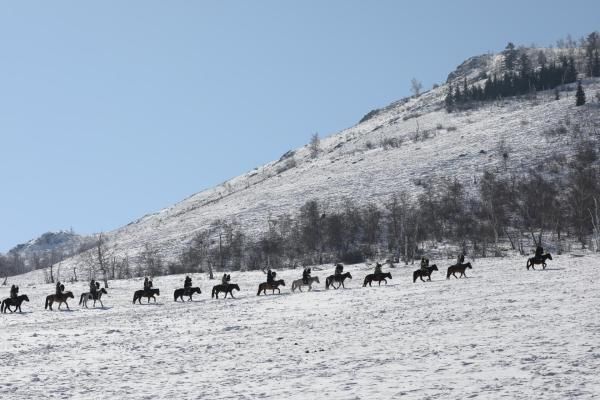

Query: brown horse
[257,279,285,296]
[45,291,75,310]
[1,294,29,313]
[212,283,240,299]
[413,265,438,283]
[446,262,472,279]
[325,272,352,289]
[363,272,392,287]
[133,288,160,304]
[526,253,553,270]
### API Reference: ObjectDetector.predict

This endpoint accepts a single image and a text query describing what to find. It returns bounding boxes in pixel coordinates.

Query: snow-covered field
[1,255,599,399]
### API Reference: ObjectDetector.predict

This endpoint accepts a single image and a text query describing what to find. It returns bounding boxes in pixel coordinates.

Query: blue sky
[0,0,598,251]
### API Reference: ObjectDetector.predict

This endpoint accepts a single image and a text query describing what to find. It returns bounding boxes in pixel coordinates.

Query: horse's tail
[325,277,331,290]
[45,296,50,310]
[257,284,262,296]
[79,293,85,305]
[173,290,178,302]
[211,287,216,299]
[526,258,531,270]
[446,268,452,279]
[132,293,137,304]
[413,271,418,283]
[363,275,369,287]
[0,299,4,313]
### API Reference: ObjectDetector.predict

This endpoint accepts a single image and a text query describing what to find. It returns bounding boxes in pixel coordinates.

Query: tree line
[446,31,600,111]
[171,141,600,274]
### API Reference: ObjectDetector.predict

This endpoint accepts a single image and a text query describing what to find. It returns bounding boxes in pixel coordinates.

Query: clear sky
[0,0,598,251]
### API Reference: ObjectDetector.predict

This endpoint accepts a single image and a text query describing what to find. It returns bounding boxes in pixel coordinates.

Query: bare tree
[410,78,423,97]
[309,133,321,158]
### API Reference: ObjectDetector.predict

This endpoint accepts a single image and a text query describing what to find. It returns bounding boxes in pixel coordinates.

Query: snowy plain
[1,254,599,399]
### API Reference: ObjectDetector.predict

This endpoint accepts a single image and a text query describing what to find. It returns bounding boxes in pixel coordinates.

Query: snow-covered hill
[1,255,598,399]
[25,51,600,277]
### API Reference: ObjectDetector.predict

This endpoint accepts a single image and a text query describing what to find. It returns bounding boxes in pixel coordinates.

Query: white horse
[291,276,320,292]
[79,288,108,308]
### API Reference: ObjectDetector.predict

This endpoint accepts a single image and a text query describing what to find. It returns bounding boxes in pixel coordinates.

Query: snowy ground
[1,255,599,399]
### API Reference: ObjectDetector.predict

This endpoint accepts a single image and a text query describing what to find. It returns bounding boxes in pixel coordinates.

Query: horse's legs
[427,274,432,281]
[542,262,547,270]
[420,275,426,282]
[66,302,70,310]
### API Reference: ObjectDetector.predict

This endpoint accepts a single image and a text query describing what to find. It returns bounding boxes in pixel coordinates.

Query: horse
[413,265,439,283]
[211,283,240,299]
[363,272,392,287]
[291,276,320,292]
[325,272,353,289]
[133,288,160,304]
[45,291,75,310]
[257,279,286,296]
[446,262,472,279]
[1,294,29,313]
[79,288,108,308]
[526,253,553,270]
[173,287,202,302]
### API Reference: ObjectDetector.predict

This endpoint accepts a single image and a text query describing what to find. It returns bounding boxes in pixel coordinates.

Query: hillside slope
[40,52,600,277]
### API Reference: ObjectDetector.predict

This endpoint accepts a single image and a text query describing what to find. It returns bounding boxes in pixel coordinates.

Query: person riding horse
[221,273,231,286]
[373,262,383,276]
[302,267,311,284]
[420,257,429,271]
[143,277,153,294]
[267,269,276,284]
[56,281,64,296]
[456,253,465,266]
[89,279,97,300]
[10,284,18,299]
[184,276,192,295]
[535,246,544,262]
[335,263,344,277]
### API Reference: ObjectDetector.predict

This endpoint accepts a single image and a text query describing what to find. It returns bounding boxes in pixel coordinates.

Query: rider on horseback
[267,269,276,284]
[456,253,465,266]
[373,262,383,276]
[184,275,192,295]
[143,277,153,293]
[10,284,18,299]
[420,257,429,271]
[302,267,311,284]
[56,281,63,296]
[222,273,230,286]
[90,279,97,300]
[335,263,344,277]
[535,245,544,262]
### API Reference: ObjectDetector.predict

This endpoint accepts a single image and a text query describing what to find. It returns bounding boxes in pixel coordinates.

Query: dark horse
[173,287,202,302]
[446,262,472,279]
[211,283,240,299]
[133,288,160,304]
[325,272,353,289]
[363,272,392,287]
[257,279,286,296]
[45,291,75,310]
[1,294,30,313]
[413,265,438,283]
[526,253,553,270]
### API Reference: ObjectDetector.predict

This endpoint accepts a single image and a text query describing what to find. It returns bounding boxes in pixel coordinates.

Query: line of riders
[2,245,551,311]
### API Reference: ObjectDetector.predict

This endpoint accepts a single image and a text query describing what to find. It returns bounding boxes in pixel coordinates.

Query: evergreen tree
[575,81,586,106]
[444,85,454,112]
[503,42,517,72]
[454,85,462,104]
[592,49,600,77]
[565,57,578,83]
